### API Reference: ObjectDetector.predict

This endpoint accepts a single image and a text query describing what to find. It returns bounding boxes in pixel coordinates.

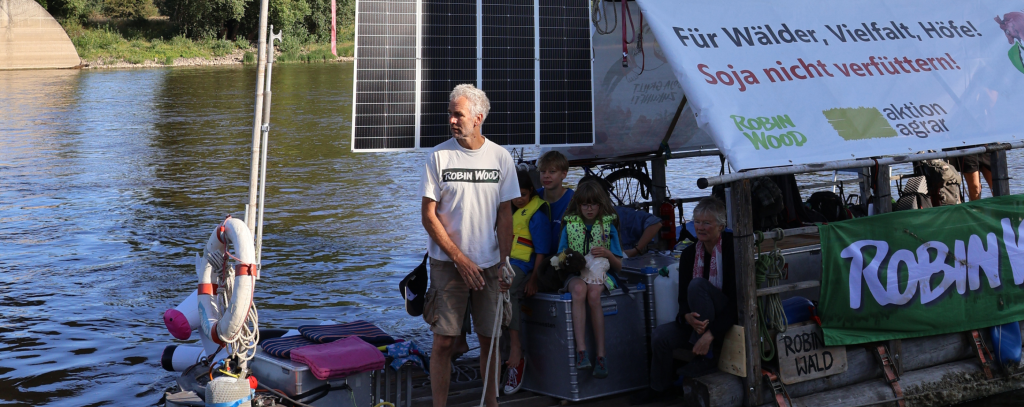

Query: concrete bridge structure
[0,0,81,70]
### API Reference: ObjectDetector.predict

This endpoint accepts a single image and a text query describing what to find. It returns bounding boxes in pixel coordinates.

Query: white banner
[636,0,1024,170]
[553,1,716,163]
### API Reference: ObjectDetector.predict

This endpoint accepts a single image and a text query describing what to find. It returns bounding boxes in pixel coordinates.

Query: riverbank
[83,49,354,69]
[63,18,355,69]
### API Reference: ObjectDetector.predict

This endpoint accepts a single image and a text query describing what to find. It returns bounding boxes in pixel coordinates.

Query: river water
[1,64,1023,406]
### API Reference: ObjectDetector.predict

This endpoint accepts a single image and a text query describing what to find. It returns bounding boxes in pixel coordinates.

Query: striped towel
[298,320,396,346]
[260,335,317,359]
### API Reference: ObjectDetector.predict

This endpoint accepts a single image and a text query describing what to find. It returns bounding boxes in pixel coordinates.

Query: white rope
[215,257,260,365]
[479,257,514,407]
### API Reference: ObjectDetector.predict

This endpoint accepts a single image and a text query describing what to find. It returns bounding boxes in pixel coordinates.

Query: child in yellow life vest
[503,170,552,395]
[558,180,623,379]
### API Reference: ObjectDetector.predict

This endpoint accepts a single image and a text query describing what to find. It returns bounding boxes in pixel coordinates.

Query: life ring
[196,217,257,355]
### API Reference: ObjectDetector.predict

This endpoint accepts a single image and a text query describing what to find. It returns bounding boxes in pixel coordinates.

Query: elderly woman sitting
[633,197,737,404]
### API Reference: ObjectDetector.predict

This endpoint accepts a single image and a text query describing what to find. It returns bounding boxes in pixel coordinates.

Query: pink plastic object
[165,309,193,340]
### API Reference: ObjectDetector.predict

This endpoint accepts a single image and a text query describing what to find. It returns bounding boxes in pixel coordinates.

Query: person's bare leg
[478,333,500,407]
[981,167,994,194]
[508,330,522,367]
[587,283,606,357]
[569,279,588,352]
[454,332,469,357]
[430,334,455,407]
[965,171,982,201]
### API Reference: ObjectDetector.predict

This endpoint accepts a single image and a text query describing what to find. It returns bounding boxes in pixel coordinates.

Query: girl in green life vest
[557,180,623,379]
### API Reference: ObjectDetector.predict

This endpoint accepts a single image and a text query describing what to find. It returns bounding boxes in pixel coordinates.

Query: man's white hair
[449,84,490,122]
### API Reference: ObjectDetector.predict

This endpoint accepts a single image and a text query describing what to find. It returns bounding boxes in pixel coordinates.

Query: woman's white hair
[449,84,490,122]
[693,196,727,227]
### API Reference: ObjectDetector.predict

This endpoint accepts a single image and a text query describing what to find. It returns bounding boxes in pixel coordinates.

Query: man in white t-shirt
[420,84,519,407]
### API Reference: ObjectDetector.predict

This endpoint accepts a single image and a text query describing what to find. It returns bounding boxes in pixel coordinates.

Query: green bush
[235,38,251,50]
[102,0,156,20]
[164,55,176,65]
[207,39,234,57]
[242,51,256,64]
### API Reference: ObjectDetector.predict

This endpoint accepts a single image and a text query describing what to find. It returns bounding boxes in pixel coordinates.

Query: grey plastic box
[250,349,371,407]
[520,289,649,401]
[620,252,682,347]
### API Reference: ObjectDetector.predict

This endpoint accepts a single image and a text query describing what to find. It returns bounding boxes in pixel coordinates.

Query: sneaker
[576,350,592,370]
[503,358,526,395]
[593,356,608,379]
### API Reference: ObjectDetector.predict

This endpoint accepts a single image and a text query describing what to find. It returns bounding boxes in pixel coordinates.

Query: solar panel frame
[481,0,536,146]
[351,0,595,151]
[351,0,419,151]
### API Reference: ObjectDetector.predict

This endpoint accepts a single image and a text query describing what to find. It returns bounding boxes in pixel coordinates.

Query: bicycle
[581,161,653,207]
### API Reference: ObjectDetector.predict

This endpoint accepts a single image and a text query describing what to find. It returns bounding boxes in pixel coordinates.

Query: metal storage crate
[520,288,649,401]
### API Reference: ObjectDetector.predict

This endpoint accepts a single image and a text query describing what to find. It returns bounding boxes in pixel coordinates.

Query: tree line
[37,0,355,42]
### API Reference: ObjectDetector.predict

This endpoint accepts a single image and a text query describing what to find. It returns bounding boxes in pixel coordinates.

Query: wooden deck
[405,358,678,407]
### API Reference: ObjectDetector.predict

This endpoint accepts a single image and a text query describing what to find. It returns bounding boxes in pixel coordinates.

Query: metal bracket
[761,369,792,407]
[970,330,995,379]
[874,345,906,407]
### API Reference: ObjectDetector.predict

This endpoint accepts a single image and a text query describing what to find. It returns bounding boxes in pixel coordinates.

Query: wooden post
[874,164,892,214]
[651,158,668,249]
[730,179,762,406]
[859,167,871,213]
[990,147,1010,197]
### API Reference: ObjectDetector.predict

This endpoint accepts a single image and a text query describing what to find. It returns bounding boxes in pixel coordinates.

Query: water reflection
[1,64,1022,405]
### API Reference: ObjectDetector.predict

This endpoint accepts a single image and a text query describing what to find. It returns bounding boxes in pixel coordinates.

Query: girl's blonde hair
[564,179,618,226]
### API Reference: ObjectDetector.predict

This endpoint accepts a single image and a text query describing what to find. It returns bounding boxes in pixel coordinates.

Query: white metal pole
[247,0,272,235]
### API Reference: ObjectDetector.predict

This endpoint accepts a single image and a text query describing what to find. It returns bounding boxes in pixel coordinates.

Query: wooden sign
[717,325,747,377]
[776,322,847,384]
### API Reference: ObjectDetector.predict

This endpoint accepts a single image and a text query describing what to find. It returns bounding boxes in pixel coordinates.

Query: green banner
[819,194,1024,346]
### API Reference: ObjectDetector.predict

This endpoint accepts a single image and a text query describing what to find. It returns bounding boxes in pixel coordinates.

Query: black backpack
[750,177,785,231]
[914,159,962,206]
[807,191,848,222]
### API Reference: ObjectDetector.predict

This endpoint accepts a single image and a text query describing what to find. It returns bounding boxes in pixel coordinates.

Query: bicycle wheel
[603,168,653,206]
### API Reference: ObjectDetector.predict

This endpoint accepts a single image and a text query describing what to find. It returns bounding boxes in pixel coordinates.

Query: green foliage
[164,55,176,65]
[206,38,235,56]
[159,0,245,39]
[35,0,48,9]
[235,38,251,50]
[47,0,96,22]
[242,51,256,64]
[102,0,156,20]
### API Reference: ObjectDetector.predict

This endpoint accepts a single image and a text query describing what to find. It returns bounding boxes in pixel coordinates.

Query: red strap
[198,283,218,295]
[210,322,225,346]
[236,264,256,276]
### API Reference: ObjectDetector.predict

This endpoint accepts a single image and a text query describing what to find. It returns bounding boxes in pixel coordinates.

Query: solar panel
[351,0,594,151]
[539,0,593,146]
[419,0,477,149]
[481,0,535,146]
[352,0,418,150]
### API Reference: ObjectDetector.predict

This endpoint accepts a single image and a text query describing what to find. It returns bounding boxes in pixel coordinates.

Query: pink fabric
[693,237,723,290]
[289,336,385,380]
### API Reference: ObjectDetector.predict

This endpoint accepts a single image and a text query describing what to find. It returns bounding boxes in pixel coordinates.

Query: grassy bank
[62,18,354,66]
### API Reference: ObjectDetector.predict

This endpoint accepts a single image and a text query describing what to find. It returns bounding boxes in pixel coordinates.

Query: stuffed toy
[550,249,612,289]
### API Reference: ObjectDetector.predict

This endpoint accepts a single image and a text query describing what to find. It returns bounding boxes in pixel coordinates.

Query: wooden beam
[874,164,892,214]
[755,281,820,297]
[689,331,978,407]
[729,179,761,406]
[990,147,1010,197]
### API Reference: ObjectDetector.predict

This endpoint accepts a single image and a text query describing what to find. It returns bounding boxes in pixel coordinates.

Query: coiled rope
[590,0,617,35]
[479,257,514,407]
[755,229,788,362]
[208,219,260,364]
